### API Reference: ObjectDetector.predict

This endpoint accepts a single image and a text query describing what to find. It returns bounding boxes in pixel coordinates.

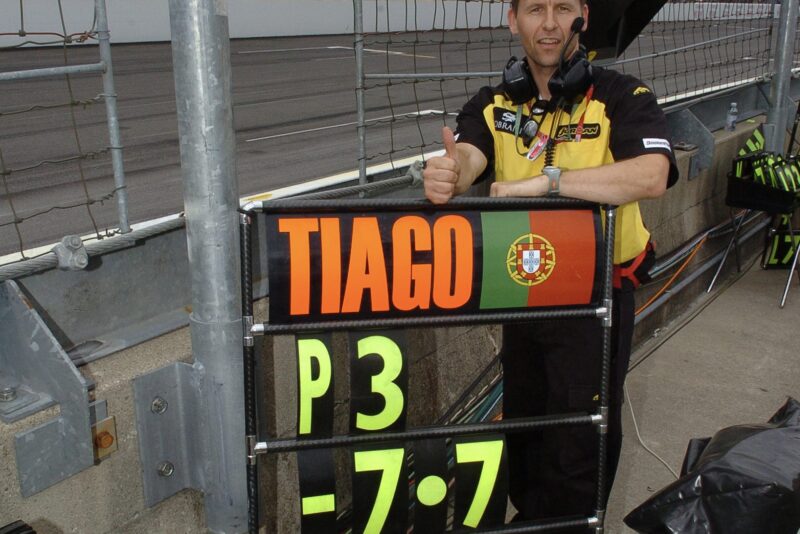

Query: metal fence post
[354,0,367,184]
[167,0,246,532]
[95,0,130,234]
[765,0,799,153]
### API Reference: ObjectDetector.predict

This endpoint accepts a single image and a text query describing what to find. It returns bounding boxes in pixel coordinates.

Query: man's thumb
[442,126,458,159]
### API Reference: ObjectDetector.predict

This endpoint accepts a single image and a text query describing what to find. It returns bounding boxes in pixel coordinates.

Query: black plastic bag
[624,397,800,534]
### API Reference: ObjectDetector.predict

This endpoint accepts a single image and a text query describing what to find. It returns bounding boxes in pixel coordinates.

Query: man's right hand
[423,127,461,204]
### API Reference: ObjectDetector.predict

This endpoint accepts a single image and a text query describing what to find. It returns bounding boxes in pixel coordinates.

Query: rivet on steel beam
[157,461,175,478]
[0,387,17,402]
[151,396,168,414]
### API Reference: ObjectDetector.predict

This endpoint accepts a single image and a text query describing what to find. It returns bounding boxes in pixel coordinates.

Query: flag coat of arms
[479,210,600,309]
[518,243,544,279]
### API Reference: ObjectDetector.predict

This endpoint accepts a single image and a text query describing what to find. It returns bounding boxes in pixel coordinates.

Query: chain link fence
[0,0,128,263]
[0,0,793,270]
[355,0,785,178]
[614,0,777,102]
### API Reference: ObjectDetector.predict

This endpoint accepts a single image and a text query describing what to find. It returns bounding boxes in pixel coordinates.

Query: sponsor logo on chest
[554,123,601,141]
[494,109,520,135]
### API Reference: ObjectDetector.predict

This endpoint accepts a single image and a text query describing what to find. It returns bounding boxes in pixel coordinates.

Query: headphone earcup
[548,47,593,101]
[503,56,536,105]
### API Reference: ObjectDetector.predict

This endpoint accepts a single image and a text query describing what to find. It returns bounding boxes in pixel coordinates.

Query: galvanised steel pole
[167,0,246,532]
[354,0,368,184]
[95,0,130,234]
[765,0,799,153]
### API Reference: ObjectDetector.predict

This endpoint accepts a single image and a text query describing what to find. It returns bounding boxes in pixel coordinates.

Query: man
[423,0,678,526]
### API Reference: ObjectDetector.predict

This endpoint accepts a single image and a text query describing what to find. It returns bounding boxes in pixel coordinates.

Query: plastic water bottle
[726,102,738,132]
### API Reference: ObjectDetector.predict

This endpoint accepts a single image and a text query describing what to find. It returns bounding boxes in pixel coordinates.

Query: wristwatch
[543,166,561,197]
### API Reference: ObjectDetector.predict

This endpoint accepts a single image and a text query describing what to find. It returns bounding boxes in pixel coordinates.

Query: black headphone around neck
[502,17,593,105]
[548,44,593,101]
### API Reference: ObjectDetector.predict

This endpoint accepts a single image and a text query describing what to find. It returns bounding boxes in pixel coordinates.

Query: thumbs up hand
[423,127,461,204]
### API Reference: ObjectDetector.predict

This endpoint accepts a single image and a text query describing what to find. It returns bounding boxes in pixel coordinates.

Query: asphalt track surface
[0,22,775,256]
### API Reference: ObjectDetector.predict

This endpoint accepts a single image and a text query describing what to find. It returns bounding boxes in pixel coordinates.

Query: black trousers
[502,288,635,525]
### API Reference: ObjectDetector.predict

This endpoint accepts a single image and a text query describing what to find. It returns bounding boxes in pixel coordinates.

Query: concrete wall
[0,119,769,533]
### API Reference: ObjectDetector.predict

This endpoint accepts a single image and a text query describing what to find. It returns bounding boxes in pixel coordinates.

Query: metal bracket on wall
[0,280,107,497]
[667,109,715,181]
[133,361,205,507]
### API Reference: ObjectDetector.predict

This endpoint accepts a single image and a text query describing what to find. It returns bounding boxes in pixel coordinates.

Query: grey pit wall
[14,227,192,366]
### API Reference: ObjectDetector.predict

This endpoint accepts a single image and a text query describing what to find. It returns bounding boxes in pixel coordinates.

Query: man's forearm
[559,154,669,204]
[491,153,669,204]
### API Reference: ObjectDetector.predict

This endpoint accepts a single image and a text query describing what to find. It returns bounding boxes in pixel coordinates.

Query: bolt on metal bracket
[52,235,89,271]
[0,387,18,402]
[133,361,204,507]
[0,280,108,496]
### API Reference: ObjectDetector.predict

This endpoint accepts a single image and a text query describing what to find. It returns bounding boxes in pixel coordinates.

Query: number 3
[356,336,405,431]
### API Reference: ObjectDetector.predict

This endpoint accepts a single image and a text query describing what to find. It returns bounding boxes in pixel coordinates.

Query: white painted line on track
[361,47,435,59]
[238,46,339,54]
[238,45,434,59]
[244,109,455,143]
[657,76,764,105]
[241,149,444,203]
[1,147,437,265]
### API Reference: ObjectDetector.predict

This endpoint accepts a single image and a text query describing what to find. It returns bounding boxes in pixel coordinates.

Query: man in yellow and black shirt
[423,0,678,527]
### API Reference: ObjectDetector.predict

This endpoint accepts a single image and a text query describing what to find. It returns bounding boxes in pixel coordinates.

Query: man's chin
[529,56,560,70]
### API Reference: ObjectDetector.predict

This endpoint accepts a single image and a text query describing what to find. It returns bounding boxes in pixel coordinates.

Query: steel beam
[765,0,799,152]
[166,0,246,532]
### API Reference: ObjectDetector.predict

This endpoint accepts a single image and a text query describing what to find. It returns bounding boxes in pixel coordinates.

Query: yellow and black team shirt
[455,67,679,265]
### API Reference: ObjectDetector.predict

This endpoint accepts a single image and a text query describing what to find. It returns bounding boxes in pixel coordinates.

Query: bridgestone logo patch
[643,138,672,151]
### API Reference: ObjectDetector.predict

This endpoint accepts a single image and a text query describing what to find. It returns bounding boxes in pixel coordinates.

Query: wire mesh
[356,0,782,172]
[360,0,513,169]
[611,0,777,103]
[0,0,125,262]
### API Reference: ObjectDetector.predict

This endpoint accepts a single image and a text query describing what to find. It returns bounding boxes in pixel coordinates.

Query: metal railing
[0,0,129,263]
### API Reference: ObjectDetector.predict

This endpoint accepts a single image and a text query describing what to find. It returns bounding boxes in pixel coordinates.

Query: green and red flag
[479,210,601,309]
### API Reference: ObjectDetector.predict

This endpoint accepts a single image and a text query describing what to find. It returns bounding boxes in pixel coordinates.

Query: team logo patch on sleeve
[643,138,672,151]
[633,86,651,96]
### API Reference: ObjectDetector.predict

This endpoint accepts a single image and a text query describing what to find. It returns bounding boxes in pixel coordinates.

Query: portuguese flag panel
[479,210,599,310]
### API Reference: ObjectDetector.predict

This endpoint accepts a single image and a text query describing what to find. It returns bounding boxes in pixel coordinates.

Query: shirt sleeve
[607,76,680,188]
[454,86,495,183]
